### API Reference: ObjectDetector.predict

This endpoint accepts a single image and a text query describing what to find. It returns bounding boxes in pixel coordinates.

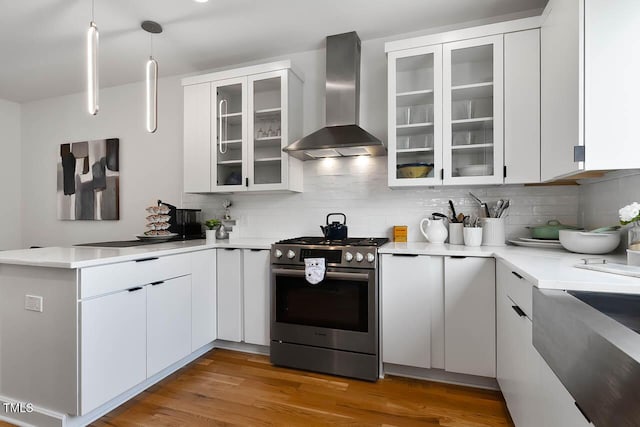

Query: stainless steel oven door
[271,266,377,354]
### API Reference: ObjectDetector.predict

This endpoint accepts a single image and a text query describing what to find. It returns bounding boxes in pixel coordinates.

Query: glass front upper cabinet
[248,71,285,189]
[213,77,246,191]
[387,45,442,187]
[443,35,504,185]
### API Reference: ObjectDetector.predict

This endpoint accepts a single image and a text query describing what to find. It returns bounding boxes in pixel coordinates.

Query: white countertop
[380,242,640,294]
[0,238,274,269]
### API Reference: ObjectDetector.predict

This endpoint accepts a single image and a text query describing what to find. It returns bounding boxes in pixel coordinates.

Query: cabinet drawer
[498,261,533,318]
[80,253,191,299]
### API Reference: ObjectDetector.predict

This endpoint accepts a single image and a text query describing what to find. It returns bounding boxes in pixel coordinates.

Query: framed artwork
[57,138,120,220]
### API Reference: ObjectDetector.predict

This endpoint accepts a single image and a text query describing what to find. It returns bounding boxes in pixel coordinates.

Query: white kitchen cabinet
[443,35,504,186]
[217,248,243,342]
[146,275,192,377]
[80,286,147,415]
[541,0,640,181]
[242,249,271,346]
[191,249,217,351]
[504,29,541,184]
[444,256,495,377]
[496,260,591,427]
[183,82,211,192]
[387,45,443,187]
[182,61,303,193]
[386,19,541,188]
[381,254,439,368]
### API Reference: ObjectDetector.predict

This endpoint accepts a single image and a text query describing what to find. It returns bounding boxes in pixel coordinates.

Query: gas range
[271,236,389,269]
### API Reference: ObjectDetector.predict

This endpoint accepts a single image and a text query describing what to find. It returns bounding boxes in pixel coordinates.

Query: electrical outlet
[25,295,43,313]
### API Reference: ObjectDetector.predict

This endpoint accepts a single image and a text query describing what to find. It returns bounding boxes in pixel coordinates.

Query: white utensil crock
[463,227,483,247]
[480,218,506,246]
[448,223,464,245]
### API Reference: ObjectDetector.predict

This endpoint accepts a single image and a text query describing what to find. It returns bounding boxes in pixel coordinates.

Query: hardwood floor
[0,349,513,426]
[89,349,513,427]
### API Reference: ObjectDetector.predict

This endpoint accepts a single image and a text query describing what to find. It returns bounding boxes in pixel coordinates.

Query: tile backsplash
[184,157,580,242]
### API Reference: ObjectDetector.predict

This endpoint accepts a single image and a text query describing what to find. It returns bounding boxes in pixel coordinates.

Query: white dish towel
[305,258,326,285]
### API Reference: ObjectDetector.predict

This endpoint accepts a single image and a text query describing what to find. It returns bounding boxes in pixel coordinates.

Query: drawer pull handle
[135,257,159,263]
[250,249,263,252]
[128,287,143,292]
[574,402,591,423]
[511,305,527,317]
[511,271,524,280]
[450,256,467,259]
[391,254,419,257]
[151,281,164,286]
[224,248,237,251]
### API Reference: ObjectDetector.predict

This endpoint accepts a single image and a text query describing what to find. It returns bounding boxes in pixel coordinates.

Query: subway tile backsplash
[184,157,580,242]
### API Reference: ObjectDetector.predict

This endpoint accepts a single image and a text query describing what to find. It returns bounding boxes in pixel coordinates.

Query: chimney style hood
[283,31,386,160]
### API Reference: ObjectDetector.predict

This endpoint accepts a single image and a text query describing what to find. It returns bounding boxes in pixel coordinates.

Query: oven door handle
[272,268,369,281]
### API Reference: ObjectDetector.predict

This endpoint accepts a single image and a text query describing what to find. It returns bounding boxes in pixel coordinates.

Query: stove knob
[355,252,364,262]
[274,249,283,258]
[345,252,354,262]
[287,250,296,259]
[366,253,375,263]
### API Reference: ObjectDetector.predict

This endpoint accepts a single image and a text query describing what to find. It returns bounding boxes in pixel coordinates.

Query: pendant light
[87,0,99,115]
[142,20,162,133]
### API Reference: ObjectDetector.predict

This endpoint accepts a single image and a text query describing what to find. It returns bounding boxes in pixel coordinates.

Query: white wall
[183,37,580,242]
[17,21,581,246]
[578,171,640,250]
[20,76,184,247]
[0,99,21,249]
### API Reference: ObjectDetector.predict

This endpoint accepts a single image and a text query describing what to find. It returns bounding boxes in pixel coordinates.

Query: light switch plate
[25,295,43,312]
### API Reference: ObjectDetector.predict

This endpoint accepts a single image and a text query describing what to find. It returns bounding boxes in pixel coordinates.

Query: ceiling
[0,0,546,103]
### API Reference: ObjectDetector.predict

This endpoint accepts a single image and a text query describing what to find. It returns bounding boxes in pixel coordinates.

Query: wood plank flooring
[91,349,513,426]
[0,349,514,426]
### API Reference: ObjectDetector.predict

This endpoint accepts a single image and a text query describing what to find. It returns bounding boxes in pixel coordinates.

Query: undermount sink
[567,290,640,334]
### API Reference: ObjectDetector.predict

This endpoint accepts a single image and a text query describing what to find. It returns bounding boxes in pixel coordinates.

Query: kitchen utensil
[458,165,493,177]
[463,227,483,247]
[559,230,621,254]
[320,213,348,240]
[469,192,491,218]
[448,222,464,245]
[449,200,457,221]
[135,233,178,242]
[497,200,510,218]
[508,238,563,249]
[457,213,465,223]
[527,220,582,240]
[420,217,448,244]
[480,218,506,246]
[397,163,433,178]
[494,199,504,218]
[432,212,448,220]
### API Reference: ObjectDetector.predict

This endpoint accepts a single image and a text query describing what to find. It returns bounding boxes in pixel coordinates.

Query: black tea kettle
[320,213,348,240]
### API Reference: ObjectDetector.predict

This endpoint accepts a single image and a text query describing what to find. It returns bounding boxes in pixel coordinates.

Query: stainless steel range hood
[283,31,385,160]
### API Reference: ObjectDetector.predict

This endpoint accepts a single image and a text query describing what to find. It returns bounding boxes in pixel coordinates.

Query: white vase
[205,229,216,244]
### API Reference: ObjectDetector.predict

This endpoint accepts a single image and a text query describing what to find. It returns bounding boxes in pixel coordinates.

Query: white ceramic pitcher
[420,217,448,244]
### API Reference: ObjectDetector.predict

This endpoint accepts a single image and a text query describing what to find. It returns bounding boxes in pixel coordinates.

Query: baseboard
[383,363,499,390]
[0,343,215,427]
[213,339,270,356]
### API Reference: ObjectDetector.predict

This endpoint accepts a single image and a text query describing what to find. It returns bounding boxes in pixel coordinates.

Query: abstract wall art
[57,138,120,220]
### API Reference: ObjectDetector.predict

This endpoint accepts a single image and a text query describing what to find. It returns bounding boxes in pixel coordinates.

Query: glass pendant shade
[146,57,158,133]
[87,21,99,115]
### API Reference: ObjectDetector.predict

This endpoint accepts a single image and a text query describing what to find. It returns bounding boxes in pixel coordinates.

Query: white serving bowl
[559,230,621,254]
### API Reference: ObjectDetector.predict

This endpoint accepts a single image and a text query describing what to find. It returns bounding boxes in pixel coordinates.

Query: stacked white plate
[508,237,563,249]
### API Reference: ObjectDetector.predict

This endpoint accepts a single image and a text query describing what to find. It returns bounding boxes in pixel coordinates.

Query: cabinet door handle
[511,305,527,317]
[151,281,164,286]
[250,249,263,252]
[450,256,467,259]
[224,248,237,251]
[511,271,524,280]
[574,402,591,423]
[135,257,159,263]
[391,253,419,257]
[128,287,143,292]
